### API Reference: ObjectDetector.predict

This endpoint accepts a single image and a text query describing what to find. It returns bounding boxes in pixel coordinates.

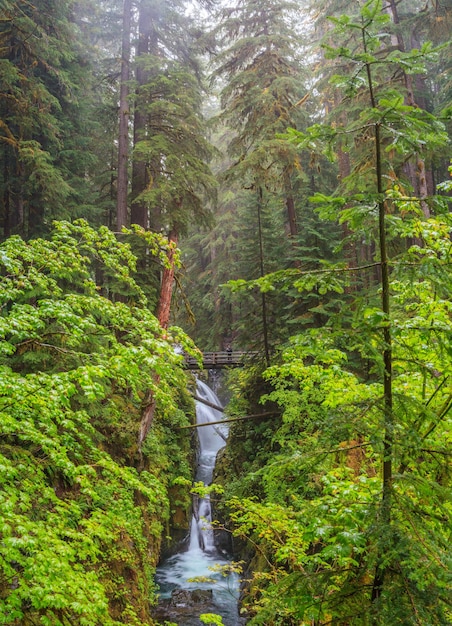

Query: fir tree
[0,0,103,239]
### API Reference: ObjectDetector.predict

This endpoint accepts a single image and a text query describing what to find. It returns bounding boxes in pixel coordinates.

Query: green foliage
[133,56,217,235]
[191,482,225,498]
[218,2,452,624]
[227,252,452,621]
[176,0,340,352]
[0,220,195,624]
[0,0,106,239]
[200,613,224,626]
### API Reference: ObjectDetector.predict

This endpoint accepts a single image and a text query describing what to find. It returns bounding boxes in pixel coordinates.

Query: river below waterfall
[154,380,244,626]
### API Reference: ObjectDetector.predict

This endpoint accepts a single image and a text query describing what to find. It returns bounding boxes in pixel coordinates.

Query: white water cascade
[155,379,242,625]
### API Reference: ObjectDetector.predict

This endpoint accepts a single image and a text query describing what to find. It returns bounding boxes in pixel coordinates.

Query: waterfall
[189,380,226,553]
[155,379,242,626]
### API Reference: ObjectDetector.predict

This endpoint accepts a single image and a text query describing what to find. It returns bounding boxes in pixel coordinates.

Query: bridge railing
[184,351,259,369]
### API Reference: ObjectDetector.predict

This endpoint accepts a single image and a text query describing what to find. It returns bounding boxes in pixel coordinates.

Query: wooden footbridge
[184,350,259,370]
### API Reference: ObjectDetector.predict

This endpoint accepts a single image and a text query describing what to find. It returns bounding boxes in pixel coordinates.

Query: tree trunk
[364,50,393,607]
[138,228,178,450]
[116,0,132,230]
[335,104,359,276]
[386,0,430,218]
[257,186,270,366]
[285,192,297,239]
[3,151,10,238]
[338,148,357,274]
[131,0,153,228]
[157,229,178,329]
[138,388,157,452]
[285,195,301,268]
[284,171,301,269]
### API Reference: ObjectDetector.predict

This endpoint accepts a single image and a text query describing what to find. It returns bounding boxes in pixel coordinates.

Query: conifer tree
[212,0,308,263]
[113,1,214,313]
[0,0,103,239]
[196,0,335,353]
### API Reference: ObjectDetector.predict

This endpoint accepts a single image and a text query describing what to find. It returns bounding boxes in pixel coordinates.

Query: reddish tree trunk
[138,229,179,450]
[157,229,178,329]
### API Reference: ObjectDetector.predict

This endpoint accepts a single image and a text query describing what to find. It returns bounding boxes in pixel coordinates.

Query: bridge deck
[184,351,258,369]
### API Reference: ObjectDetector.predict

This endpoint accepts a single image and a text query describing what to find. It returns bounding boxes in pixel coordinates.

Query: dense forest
[0,0,451,624]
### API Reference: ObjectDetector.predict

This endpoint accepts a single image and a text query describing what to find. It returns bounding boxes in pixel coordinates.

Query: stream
[154,379,244,626]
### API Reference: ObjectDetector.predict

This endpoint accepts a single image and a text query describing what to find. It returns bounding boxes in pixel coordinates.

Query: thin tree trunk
[286,193,298,237]
[335,93,358,281]
[371,123,393,608]
[284,176,302,269]
[138,388,157,452]
[283,169,300,267]
[285,192,297,239]
[257,186,270,366]
[285,192,300,266]
[3,151,10,238]
[363,42,393,606]
[116,0,131,230]
[338,149,356,277]
[17,193,24,236]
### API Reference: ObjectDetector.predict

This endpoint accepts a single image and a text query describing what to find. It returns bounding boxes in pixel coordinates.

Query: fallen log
[179,411,279,429]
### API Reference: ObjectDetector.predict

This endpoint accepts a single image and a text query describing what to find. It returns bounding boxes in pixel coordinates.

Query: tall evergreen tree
[212,0,308,262]
[122,0,216,324]
[197,0,325,353]
[0,0,103,239]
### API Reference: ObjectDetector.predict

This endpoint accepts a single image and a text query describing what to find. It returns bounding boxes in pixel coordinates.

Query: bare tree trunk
[415,150,430,218]
[334,90,360,285]
[337,130,358,272]
[138,228,178,450]
[157,229,178,329]
[363,49,393,609]
[285,193,298,239]
[333,90,358,278]
[3,152,10,238]
[116,0,131,230]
